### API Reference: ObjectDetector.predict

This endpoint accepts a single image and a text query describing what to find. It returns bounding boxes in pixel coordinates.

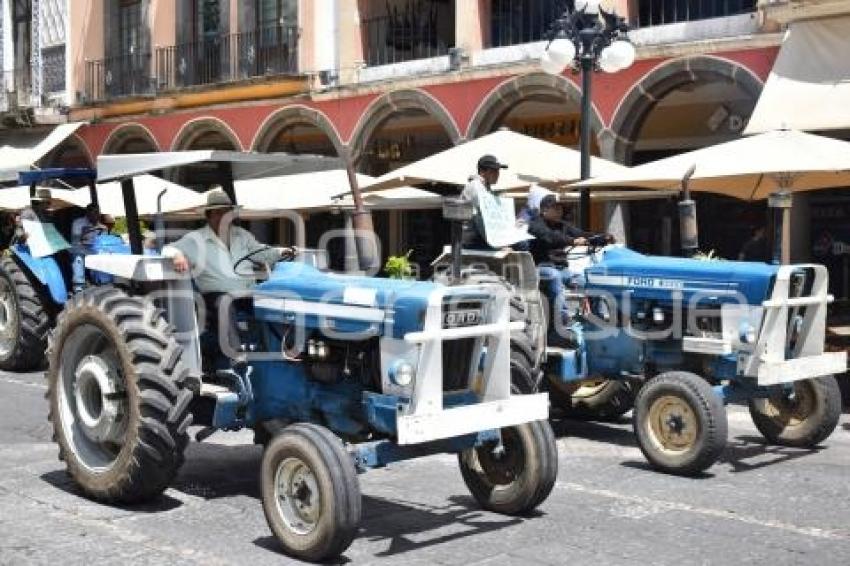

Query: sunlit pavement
[1,370,849,565]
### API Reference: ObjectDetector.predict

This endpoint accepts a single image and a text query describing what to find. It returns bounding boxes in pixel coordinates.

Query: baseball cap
[477,154,508,171]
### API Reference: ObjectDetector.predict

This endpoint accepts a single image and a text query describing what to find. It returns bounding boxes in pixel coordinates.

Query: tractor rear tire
[261,423,361,562]
[47,286,193,503]
[510,336,539,394]
[0,257,49,371]
[633,372,727,476]
[749,376,842,448]
[550,378,636,421]
[459,419,557,515]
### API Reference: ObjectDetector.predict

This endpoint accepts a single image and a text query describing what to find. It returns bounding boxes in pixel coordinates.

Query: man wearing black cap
[460,154,509,249]
[529,194,613,336]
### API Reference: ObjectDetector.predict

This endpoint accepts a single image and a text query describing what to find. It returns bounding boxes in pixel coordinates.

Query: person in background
[460,154,508,249]
[15,188,56,243]
[516,185,555,226]
[101,214,116,235]
[738,225,770,262]
[70,204,107,292]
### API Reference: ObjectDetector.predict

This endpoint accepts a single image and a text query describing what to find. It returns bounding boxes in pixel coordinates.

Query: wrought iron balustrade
[362,1,452,66]
[636,0,757,27]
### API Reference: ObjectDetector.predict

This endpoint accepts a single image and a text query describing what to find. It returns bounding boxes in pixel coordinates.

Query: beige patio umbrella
[361,129,629,193]
[573,129,850,262]
[49,174,206,217]
[231,169,439,213]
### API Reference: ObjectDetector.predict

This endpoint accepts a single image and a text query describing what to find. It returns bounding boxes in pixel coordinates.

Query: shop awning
[96,151,343,183]
[0,123,85,183]
[745,16,850,134]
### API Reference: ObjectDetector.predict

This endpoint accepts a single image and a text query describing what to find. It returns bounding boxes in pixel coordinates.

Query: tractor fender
[11,245,67,306]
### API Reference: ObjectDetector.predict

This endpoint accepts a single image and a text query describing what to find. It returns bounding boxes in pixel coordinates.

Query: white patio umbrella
[48,174,206,217]
[573,129,850,198]
[361,129,628,193]
[232,169,439,213]
[572,129,850,262]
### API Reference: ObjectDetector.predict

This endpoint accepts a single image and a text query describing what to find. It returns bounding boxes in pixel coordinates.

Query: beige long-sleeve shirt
[162,224,281,293]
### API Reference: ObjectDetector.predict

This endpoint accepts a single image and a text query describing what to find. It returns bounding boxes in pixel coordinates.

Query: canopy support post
[122,178,143,255]
[345,159,378,273]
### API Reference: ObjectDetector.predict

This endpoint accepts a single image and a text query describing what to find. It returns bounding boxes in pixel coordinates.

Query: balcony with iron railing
[361,0,454,67]
[635,0,758,27]
[82,25,299,104]
[487,0,572,48]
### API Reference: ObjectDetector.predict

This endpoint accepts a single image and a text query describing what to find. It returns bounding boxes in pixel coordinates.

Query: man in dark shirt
[528,195,612,332]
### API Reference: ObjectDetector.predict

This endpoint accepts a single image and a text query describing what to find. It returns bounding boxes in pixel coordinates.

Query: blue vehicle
[45,152,556,562]
[0,169,102,370]
[442,243,846,476]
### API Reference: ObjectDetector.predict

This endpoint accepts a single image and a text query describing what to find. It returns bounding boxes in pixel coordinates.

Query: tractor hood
[584,247,779,305]
[254,262,490,337]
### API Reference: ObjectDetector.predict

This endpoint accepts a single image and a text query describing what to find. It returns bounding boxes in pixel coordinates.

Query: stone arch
[349,89,462,164]
[43,134,95,169]
[170,117,242,151]
[466,72,604,141]
[251,105,345,156]
[608,55,764,164]
[102,123,160,154]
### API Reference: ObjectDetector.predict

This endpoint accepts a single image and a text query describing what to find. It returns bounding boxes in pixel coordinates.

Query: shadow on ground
[720,435,822,473]
[254,494,527,560]
[40,470,184,512]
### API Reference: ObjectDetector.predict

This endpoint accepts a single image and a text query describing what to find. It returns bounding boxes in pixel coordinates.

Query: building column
[455,0,487,60]
[67,0,105,106]
[337,0,363,85]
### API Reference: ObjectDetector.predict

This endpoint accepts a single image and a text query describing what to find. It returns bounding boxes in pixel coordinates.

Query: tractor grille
[441,300,484,392]
[442,338,477,392]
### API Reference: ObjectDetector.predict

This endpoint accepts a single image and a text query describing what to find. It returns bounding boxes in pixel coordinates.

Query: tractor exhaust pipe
[678,164,699,258]
[442,197,474,283]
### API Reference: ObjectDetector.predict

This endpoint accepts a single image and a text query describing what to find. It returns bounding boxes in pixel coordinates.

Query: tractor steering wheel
[233,246,297,275]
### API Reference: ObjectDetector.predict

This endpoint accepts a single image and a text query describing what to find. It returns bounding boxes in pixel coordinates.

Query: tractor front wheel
[633,372,727,476]
[47,287,193,503]
[459,419,557,515]
[261,423,361,562]
[749,376,842,448]
[0,257,49,371]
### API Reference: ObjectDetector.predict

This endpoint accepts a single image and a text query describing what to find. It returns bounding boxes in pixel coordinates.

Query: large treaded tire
[261,423,361,562]
[47,286,193,503]
[633,372,727,476]
[0,257,49,371]
[459,419,558,515]
[749,376,842,448]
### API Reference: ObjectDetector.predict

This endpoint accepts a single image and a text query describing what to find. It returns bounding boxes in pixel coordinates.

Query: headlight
[389,361,415,387]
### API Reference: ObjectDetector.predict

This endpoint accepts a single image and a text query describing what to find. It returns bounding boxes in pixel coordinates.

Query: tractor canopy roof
[96,151,343,186]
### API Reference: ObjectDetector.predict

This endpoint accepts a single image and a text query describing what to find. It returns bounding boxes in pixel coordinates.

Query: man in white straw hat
[163,186,296,294]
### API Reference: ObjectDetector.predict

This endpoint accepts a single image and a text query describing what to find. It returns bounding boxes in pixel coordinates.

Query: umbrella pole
[768,190,793,264]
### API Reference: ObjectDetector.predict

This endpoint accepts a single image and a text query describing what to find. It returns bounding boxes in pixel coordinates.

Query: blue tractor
[45,152,557,562]
[442,241,846,476]
[0,169,108,370]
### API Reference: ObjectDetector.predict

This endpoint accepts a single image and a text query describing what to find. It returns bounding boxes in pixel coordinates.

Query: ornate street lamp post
[539,0,635,230]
